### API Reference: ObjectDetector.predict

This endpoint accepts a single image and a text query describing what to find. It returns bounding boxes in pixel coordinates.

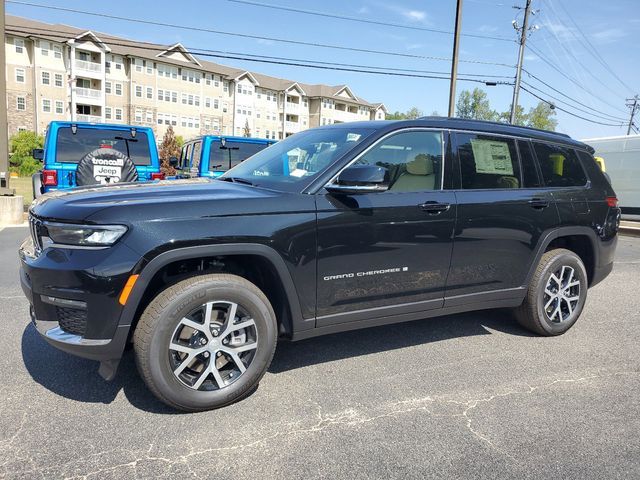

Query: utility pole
[509,0,535,124]
[626,95,639,135]
[448,0,463,117]
[0,0,12,195]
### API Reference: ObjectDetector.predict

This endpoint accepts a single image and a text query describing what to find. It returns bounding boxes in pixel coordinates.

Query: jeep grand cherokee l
[19,118,620,411]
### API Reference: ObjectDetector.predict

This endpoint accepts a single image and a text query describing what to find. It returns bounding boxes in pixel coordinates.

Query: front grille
[56,306,87,336]
[29,215,43,255]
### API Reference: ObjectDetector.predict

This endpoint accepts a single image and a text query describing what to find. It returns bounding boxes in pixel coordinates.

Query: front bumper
[19,236,141,378]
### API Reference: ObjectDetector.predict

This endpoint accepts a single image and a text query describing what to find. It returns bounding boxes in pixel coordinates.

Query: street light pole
[509,0,533,124]
[448,0,463,117]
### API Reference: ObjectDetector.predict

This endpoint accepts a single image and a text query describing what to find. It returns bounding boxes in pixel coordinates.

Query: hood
[30,177,293,223]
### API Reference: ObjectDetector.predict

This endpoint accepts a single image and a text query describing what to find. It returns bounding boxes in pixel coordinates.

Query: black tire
[32,173,42,199]
[133,274,277,412]
[515,248,588,336]
[76,147,139,186]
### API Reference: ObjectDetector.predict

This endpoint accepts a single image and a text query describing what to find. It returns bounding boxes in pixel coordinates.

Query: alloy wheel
[542,265,581,323]
[168,301,258,391]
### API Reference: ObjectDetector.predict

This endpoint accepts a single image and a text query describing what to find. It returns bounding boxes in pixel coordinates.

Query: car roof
[49,121,153,131]
[323,117,592,152]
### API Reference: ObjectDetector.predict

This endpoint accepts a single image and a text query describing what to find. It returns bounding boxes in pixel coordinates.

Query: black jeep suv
[20,118,620,411]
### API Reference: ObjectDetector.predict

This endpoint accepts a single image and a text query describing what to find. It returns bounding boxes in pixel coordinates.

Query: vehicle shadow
[268,309,535,374]
[21,309,534,412]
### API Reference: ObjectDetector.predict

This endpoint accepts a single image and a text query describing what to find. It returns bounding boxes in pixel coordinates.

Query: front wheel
[515,248,588,336]
[133,274,277,411]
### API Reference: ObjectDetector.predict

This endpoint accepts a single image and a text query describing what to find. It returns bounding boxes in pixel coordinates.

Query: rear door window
[532,142,588,187]
[456,133,521,189]
[517,140,542,188]
[55,127,152,165]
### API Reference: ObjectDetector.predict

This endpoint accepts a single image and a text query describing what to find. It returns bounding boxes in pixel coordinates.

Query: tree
[9,130,44,176]
[527,102,558,131]
[498,104,528,126]
[175,135,185,149]
[158,125,180,176]
[243,120,251,137]
[387,107,423,120]
[456,88,498,121]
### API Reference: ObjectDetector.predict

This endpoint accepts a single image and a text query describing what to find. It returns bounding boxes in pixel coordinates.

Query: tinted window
[209,141,271,172]
[533,142,587,187]
[55,127,152,165]
[355,130,443,192]
[518,140,542,188]
[180,143,191,169]
[457,133,521,189]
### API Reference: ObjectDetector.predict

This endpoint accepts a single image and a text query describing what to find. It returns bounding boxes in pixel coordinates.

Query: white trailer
[582,135,640,218]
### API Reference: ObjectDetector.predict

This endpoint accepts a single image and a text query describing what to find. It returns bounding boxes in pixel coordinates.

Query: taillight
[606,196,618,207]
[151,172,165,180]
[42,170,58,186]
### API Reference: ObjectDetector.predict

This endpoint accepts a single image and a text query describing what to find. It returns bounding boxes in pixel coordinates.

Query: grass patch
[10,177,33,209]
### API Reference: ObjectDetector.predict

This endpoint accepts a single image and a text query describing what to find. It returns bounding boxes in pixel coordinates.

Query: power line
[5,0,515,68]
[525,42,629,115]
[521,80,626,122]
[520,85,625,127]
[521,69,627,121]
[5,26,513,85]
[549,0,634,94]
[227,0,514,42]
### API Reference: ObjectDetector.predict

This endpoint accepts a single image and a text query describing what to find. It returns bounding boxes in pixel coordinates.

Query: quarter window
[355,131,444,192]
[532,142,588,187]
[456,133,521,189]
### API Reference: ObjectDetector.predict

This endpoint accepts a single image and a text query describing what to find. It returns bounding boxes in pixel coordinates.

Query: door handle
[419,201,450,214]
[528,198,550,209]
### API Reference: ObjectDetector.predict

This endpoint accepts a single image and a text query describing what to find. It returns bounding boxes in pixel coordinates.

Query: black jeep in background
[19,118,620,411]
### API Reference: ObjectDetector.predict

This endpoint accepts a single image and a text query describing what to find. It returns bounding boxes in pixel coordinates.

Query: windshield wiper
[219,177,256,186]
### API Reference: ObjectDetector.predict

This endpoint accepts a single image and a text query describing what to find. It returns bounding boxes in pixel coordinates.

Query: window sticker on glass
[346,133,362,142]
[290,168,307,178]
[470,139,514,175]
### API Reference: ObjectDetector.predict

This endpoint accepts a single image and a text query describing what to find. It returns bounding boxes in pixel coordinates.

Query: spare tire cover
[75,148,139,186]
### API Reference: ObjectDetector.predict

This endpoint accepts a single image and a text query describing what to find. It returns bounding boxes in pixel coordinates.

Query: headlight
[43,223,128,247]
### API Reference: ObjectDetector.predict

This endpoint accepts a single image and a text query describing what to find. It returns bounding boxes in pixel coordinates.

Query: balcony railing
[74,87,103,100]
[74,59,102,74]
[76,114,102,123]
[285,121,300,132]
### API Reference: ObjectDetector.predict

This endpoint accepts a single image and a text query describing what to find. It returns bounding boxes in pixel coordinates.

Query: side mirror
[32,148,44,161]
[169,157,179,168]
[325,164,389,194]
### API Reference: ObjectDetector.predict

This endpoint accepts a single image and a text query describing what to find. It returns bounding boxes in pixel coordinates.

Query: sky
[6,0,639,139]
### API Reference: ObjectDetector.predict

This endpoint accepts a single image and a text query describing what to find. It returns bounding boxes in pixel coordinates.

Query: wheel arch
[119,243,306,339]
[525,227,600,287]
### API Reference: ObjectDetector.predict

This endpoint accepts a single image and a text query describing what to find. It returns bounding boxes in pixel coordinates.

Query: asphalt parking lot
[0,225,638,479]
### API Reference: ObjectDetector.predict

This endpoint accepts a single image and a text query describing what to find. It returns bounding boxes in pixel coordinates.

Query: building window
[195,95,200,106]
[134,59,143,73]
[105,107,112,119]
[213,99,219,109]
[15,68,25,83]
[172,91,178,103]
[188,94,194,106]
[205,74,211,86]
[105,81,112,94]
[135,85,142,97]
[54,73,63,87]
[115,108,123,120]
[205,97,211,108]
[55,100,64,114]
[146,86,153,99]
[41,41,49,56]
[214,76,220,87]
[146,111,153,124]
[146,63,153,75]
[42,99,51,113]
[53,45,62,59]
[181,93,187,105]
[105,61,111,74]
[41,71,50,85]
[14,38,24,54]
[223,82,228,92]
[16,96,26,111]
[158,89,164,101]
[115,83,123,96]
[135,109,142,123]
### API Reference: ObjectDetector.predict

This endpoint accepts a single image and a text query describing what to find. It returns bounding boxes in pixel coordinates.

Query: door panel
[446,134,560,302]
[315,129,455,325]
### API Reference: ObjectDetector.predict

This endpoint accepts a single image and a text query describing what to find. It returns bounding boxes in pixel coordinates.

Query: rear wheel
[133,274,277,411]
[515,248,588,336]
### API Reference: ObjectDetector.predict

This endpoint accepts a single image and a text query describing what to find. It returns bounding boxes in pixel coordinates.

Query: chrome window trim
[324,127,446,193]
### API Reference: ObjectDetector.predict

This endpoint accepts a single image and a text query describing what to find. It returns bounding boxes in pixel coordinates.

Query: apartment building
[5,15,387,142]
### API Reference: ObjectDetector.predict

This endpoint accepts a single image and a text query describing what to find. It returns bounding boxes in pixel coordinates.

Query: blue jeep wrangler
[32,121,163,198]
[177,135,275,178]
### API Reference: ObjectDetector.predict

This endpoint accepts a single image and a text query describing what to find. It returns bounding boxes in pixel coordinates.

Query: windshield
[220,127,375,191]
[55,127,152,165]
[209,140,272,172]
